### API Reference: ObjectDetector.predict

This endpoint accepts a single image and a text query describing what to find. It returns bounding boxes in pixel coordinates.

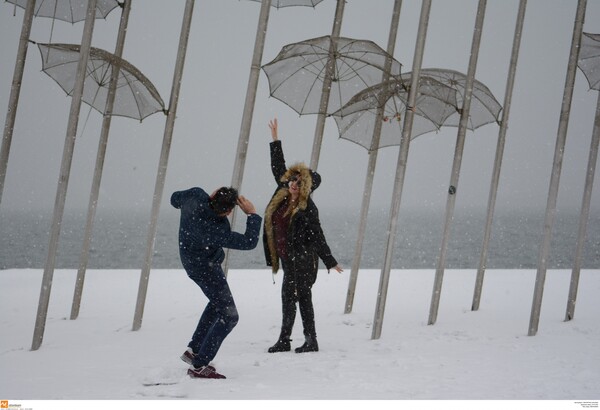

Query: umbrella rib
[121,71,145,119]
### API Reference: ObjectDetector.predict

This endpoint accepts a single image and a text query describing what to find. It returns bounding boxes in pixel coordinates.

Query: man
[171,186,261,379]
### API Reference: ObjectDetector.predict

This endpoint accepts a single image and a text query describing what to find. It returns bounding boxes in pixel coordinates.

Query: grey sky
[1,0,599,223]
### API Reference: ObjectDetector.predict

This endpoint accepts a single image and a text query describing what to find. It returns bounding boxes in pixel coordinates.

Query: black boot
[294,336,318,353]
[268,338,291,353]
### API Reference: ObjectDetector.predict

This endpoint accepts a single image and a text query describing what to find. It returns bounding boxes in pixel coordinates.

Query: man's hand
[237,195,257,215]
[269,118,278,141]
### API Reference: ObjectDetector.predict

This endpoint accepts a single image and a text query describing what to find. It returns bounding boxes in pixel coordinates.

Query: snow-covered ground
[1,268,598,406]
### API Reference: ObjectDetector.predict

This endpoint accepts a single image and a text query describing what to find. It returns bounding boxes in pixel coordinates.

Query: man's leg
[191,267,239,367]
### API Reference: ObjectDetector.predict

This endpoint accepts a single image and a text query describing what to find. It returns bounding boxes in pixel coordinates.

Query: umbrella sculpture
[565,31,600,321]
[419,68,502,130]
[0,0,121,206]
[262,35,402,117]
[6,0,120,22]
[262,33,401,169]
[332,76,460,150]
[332,74,463,314]
[37,43,165,120]
[31,39,165,347]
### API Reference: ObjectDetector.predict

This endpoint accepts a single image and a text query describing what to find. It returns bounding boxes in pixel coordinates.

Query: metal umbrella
[262,35,402,117]
[333,74,460,315]
[0,0,121,206]
[332,76,460,150]
[247,0,324,8]
[565,31,600,322]
[6,0,120,22]
[37,43,165,120]
[419,68,502,130]
[334,74,460,317]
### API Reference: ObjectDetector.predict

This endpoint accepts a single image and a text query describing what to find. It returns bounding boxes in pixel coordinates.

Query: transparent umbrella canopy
[419,68,502,130]
[6,0,120,22]
[331,76,460,150]
[37,42,165,121]
[262,35,402,116]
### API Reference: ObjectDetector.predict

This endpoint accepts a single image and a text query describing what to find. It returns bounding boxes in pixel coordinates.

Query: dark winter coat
[263,140,337,274]
[171,187,261,270]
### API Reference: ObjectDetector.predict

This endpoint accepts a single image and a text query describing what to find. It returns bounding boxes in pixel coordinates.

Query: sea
[0,207,598,270]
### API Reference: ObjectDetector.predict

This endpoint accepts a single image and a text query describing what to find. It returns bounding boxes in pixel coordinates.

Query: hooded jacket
[263,140,337,274]
[171,187,261,270]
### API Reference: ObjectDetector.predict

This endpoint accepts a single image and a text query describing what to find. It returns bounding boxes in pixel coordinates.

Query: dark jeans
[184,261,239,367]
[278,259,318,341]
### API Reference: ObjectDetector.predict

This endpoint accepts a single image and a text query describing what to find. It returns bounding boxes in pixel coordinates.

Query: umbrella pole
[0,0,36,207]
[428,0,487,327]
[344,0,403,314]
[309,0,345,171]
[133,0,195,332]
[565,91,600,321]
[71,0,132,321]
[528,0,586,336]
[472,0,527,312]
[372,0,432,340]
[223,0,272,276]
[31,0,98,351]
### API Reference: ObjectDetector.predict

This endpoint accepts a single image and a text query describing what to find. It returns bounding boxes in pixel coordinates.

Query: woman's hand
[330,265,344,274]
[269,118,278,141]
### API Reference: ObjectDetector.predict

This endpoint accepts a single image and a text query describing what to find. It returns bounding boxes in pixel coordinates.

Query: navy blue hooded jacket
[171,187,262,269]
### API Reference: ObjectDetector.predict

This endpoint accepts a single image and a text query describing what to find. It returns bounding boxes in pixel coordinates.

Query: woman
[263,118,343,354]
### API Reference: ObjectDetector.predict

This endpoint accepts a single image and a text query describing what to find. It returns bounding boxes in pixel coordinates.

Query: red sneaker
[188,365,226,379]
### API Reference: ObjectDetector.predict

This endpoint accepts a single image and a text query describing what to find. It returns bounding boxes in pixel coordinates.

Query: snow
[1,268,598,407]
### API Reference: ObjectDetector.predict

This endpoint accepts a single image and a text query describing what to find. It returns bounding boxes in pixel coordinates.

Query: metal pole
[344,0,402,314]
[309,0,345,170]
[71,0,132,320]
[565,91,599,321]
[372,0,431,340]
[223,0,272,276]
[0,0,36,206]
[428,0,487,326]
[472,0,527,311]
[133,0,195,331]
[528,0,586,336]
[31,0,98,351]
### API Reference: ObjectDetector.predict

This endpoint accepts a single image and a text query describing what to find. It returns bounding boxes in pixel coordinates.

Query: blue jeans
[184,261,239,367]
